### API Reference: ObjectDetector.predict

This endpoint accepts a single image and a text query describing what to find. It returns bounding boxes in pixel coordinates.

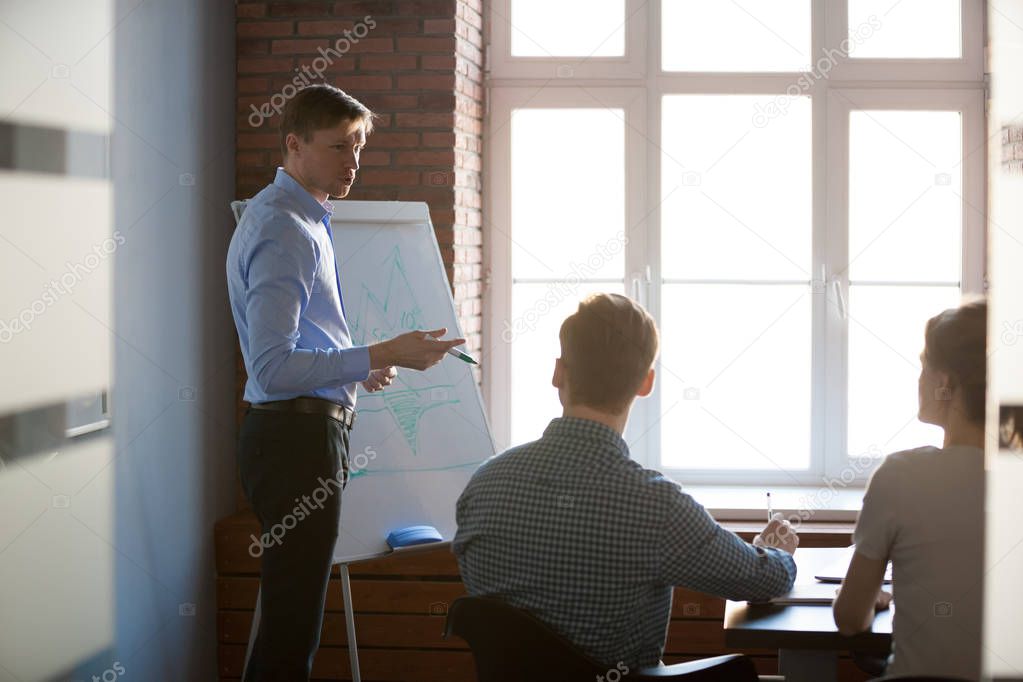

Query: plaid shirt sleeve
[656,482,796,601]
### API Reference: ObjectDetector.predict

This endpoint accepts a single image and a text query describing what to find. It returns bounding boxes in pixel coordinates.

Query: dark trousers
[238,408,351,682]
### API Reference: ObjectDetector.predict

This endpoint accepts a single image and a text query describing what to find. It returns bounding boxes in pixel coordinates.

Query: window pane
[660,284,811,470]
[511,0,625,57]
[661,95,811,281]
[662,0,810,72]
[849,110,962,282]
[848,0,961,59]
[511,108,626,279]
[847,285,961,458]
[509,282,625,445]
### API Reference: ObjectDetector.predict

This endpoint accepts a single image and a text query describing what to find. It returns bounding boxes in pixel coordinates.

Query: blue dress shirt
[226,168,370,409]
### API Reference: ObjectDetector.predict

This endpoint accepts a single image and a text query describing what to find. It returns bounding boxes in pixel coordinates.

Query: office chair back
[444,596,758,682]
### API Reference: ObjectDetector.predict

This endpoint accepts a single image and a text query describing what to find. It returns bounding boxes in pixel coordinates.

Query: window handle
[631,266,651,306]
[831,276,847,320]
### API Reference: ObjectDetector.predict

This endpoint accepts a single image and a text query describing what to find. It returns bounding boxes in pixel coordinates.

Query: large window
[486,0,985,485]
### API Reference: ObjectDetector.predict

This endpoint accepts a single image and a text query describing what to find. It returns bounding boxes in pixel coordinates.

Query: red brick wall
[234,0,485,434]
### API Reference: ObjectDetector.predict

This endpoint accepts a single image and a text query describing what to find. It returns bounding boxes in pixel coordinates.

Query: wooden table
[723,547,892,682]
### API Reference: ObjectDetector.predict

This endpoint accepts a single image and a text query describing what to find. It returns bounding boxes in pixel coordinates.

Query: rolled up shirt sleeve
[657,483,796,602]
[244,227,370,395]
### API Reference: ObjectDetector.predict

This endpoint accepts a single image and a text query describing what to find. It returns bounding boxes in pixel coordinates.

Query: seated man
[454,293,798,670]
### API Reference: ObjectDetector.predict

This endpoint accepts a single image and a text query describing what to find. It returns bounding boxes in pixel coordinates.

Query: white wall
[0,0,237,679]
[983,0,1023,679]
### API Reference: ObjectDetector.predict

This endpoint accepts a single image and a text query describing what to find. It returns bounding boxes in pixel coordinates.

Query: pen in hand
[429,332,480,365]
[445,346,479,365]
[753,492,773,549]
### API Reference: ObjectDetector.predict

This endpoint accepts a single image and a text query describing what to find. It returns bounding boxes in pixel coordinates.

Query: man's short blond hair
[558,293,659,413]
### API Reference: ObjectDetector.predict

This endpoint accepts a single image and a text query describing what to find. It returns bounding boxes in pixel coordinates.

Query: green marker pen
[445,347,479,365]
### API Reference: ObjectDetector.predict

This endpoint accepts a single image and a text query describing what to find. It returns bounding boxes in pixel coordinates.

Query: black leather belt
[250,397,356,430]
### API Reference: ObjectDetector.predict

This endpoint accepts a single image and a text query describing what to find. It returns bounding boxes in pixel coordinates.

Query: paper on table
[751,582,840,605]
[814,545,892,584]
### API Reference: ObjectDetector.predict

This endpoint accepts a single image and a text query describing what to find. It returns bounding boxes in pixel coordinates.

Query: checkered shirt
[453,417,797,669]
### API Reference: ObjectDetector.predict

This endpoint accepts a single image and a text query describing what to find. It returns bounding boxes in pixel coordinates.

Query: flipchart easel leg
[340,563,361,682]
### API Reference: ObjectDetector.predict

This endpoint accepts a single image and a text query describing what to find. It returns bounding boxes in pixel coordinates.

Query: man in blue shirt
[227,85,464,681]
[454,293,798,670]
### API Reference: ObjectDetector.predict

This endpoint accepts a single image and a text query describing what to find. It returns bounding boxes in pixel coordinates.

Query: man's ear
[552,357,565,389]
[636,367,655,398]
[285,132,302,158]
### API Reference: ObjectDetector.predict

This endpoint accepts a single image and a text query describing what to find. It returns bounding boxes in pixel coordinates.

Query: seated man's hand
[753,513,799,554]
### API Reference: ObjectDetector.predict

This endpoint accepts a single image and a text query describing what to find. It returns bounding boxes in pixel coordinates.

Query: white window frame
[485,0,986,485]
[822,0,984,82]
[488,0,647,80]
[823,87,987,483]
[484,86,650,455]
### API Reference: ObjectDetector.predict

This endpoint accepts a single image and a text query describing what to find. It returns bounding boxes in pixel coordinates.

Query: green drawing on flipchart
[352,380,487,477]
[346,245,481,470]
[348,246,427,346]
[357,381,460,456]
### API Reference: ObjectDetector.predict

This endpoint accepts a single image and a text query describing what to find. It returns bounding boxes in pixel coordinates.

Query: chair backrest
[444,596,759,682]
[445,596,604,682]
